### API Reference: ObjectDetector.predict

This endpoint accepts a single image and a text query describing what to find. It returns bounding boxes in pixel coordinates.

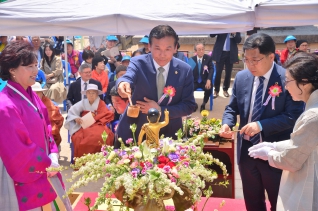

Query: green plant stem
[201,197,210,211]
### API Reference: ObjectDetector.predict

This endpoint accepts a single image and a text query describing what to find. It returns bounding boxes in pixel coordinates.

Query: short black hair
[284,52,318,94]
[82,49,94,61]
[0,41,37,80]
[149,25,179,47]
[243,33,275,55]
[147,108,160,123]
[92,56,104,70]
[115,65,127,75]
[132,49,143,57]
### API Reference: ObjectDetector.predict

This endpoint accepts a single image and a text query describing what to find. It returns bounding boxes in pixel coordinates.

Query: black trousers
[194,81,212,104]
[214,51,233,92]
[239,140,282,211]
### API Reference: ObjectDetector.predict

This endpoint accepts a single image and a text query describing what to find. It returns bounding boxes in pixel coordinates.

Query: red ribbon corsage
[263,83,282,110]
[158,86,176,105]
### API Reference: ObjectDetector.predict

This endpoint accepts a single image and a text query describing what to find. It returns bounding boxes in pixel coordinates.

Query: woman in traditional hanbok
[65,84,114,160]
[0,41,72,210]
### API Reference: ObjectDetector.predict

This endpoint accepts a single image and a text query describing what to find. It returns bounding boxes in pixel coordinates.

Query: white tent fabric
[0,0,254,35]
[252,0,318,27]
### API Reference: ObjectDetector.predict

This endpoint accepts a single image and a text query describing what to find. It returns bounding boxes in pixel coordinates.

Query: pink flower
[105,160,110,164]
[171,167,179,178]
[165,205,175,211]
[130,161,138,169]
[162,165,171,173]
[117,159,125,165]
[126,138,133,144]
[122,154,128,159]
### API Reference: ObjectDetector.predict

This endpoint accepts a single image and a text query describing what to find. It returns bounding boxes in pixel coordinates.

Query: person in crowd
[219,33,304,211]
[296,39,309,52]
[40,44,67,103]
[31,82,64,147]
[280,35,297,65]
[89,36,106,54]
[116,25,196,147]
[210,32,241,98]
[105,65,127,118]
[0,36,8,52]
[81,49,95,68]
[191,43,214,112]
[66,63,102,110]
[36,69,47,88]
[173,42,188,63]
[121,55,131,67]
[249,52,318,211]
[31,36,43,67]
[110,86,129,115]
[138,35,150,54]
[0,41,72,210]
[91,56,109,93]
[109,86,129,132]
[64,84,114,159]
[105,35,122,73]
[62,39,80,78]
[52,36,64,54]
[132,49,143,57]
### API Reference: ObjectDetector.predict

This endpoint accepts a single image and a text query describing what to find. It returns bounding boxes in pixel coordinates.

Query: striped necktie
[157,67,165,99]
[198,59,202,83]
[84,82,87,99]
[250,76,265,145]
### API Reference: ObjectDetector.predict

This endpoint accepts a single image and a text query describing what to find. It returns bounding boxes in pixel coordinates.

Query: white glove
[248,146,273,161]
[48,153,59,177]
[248,142,276,152]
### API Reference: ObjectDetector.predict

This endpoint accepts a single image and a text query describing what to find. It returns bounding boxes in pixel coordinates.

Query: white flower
[134,151,142,159]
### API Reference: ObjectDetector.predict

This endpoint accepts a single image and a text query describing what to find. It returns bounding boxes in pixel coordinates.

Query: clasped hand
[248,142,276,161]
[136,97,160,114]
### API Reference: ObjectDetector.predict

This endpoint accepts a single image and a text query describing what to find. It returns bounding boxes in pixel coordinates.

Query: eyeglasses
[285,79,295,85]
[82,71,92,74]
[243,57,265,65]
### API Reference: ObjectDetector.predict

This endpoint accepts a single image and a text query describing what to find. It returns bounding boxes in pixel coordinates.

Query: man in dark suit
[191,43,214,111]
[210,32,241,98]
[104,65,127,120]
[66,63,102,110]
[116,25,196,147]
[220,33,304,211]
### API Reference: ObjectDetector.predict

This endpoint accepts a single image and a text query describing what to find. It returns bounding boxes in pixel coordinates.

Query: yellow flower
[201,110,209,117]
[211,118,216,123]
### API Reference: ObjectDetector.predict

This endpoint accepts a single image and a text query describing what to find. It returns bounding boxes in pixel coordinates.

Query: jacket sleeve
[222,76,239,128]
[268,112,318,172]
[234,32,242,43]
[207,56,214,82]
[52,57,63,77]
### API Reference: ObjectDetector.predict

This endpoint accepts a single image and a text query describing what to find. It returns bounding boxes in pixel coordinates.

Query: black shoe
[223,91,230,97]
[213,91,219,99]
[200,104,206,112]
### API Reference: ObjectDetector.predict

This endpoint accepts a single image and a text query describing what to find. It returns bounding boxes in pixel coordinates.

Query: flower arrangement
[183,110,222,141]
[67,127,228,211]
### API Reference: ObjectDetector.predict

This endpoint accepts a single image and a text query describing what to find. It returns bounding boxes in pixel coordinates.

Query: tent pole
[64,36,69,85]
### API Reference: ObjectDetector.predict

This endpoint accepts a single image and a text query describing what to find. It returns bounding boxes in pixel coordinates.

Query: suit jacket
[268,90,318,211]
[222,63,304,163]
[66,78,102,110]
[115,54,196,146]
[104,80,116,105]
[191,54,214,84]
[210,33,241,64]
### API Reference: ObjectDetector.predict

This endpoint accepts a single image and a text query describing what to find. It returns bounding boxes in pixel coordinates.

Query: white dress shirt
[244,62,274,141]
[153,59,170,84]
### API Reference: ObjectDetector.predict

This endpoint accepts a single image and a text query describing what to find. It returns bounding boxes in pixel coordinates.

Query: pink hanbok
[0,80,72,211]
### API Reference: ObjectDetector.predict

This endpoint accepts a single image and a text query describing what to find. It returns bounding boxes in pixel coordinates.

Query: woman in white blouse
[249,52,318,211]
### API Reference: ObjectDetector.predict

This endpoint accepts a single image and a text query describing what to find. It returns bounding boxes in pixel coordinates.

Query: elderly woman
[0,41,71,210]
[249,52,318,211]
[32,82,64,147]
[91,56,109,93]
[40,44,67,103]
[65,84,114,160]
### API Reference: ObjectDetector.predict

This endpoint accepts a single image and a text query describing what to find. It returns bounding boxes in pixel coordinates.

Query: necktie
[250,76,265,145]
[224,33,230,51]
[84,82,87,99]
[157,67,165,99]
[198,59,202,83]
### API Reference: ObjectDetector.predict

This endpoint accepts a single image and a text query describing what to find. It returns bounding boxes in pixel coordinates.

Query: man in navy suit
[210,32,241,98]
[191,43,214,111]
[116,25,196,147]
[220,33,303,211]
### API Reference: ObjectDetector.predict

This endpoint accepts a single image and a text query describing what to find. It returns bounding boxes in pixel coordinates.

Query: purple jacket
[0,80,60,210]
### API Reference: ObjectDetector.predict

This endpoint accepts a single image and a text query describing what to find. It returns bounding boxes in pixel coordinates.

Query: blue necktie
[198,59,202,83]
[250,76,265,145]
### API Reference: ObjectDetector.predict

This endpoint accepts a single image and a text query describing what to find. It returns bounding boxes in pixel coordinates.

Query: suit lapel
[244,72,254,121]
[159,59,179,105]
[260,64,281,115]
[147,54,161,101]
